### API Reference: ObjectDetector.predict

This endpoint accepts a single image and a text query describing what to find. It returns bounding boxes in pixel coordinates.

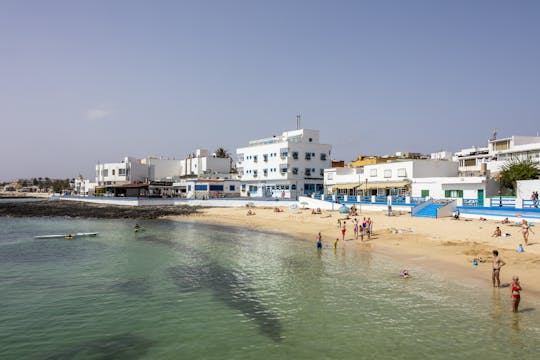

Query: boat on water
[34,232,99,239]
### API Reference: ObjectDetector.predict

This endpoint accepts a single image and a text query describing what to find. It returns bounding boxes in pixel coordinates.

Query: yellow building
[349,155,397,167]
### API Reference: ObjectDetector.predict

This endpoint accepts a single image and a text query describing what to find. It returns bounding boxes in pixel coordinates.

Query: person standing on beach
[492,250,506,288]
[341,221,347,241]
[353,218,359,240]
[521,220,530,245]
[316,232,323,249]
[367,218,373,240]
[510,275,522,313]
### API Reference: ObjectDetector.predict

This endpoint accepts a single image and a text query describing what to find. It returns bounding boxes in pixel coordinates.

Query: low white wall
[58,196,298,208]
[59,197,139,206]
[297,196,412,213]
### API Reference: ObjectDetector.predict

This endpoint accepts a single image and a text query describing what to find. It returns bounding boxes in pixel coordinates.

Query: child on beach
[492,226,502,237]
[341,222,347,241]
[334,237,339,249]
[316,232,323,249]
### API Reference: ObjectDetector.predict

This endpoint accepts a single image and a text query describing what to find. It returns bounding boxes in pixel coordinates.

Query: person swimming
[401,269,410,279]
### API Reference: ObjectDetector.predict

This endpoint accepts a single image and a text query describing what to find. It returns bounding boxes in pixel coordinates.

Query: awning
[333,183,360,190]
[361,181,410,190]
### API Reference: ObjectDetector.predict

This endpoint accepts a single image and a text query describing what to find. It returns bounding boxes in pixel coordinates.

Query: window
[327,172,333,180]
[263,169,268,176]
[118,168,126,176]
[263,154,268,162]
[241,184,246,191]
[280,166,287,173]
[291,184,297,190]
[444,190,463,198]
[253,155,258,162]
[305,168,311,176]
[309,138,313,142]
[493,141,510,151]
[209,185,224,191]
[369,169,377,177]
[280,151,288,157]
[292,168,298,175]
[112,169,116,176]
[229,185,235,191]
[397,168,406,177]
[320,169,324,176]
[384,169,392,178]
[103,169,108,177]
[320,153,327,161]
[305,152,311,160]
[253,170,258,177]
[421,190,429,197]
[292,151,299,159]
[464,159,476,166]
[195,185,208,191]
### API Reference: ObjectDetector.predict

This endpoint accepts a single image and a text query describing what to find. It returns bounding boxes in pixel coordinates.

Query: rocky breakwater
[0,200,199,219]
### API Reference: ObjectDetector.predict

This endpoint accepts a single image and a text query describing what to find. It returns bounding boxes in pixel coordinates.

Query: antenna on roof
[490,129,497,141]
[296,114,301,130]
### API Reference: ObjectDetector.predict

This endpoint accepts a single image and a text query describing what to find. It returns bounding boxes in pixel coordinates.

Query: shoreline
[165,206,540,302]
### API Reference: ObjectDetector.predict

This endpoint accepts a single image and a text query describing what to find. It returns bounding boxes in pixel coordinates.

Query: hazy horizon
[1,0,539,181]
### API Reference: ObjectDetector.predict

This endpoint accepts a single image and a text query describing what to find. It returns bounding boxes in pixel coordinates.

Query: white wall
[412,177,487,199]
[517,180,540,199]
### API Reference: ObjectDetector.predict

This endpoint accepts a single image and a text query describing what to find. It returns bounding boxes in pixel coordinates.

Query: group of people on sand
[336,217,373,242]
[491,219,533,246]
[491,250,522,313]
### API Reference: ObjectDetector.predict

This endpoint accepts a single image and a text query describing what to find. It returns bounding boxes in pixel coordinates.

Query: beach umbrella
[338,205,350,214]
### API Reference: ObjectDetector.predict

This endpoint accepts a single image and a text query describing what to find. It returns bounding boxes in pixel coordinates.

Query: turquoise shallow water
[0,216,539,359]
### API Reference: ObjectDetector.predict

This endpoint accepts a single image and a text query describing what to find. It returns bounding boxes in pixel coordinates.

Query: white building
[454,136,540,177]
[172,179,241,199]
[96,156,149,186]
[411,177,498,204]
[95,150,232,186]
[236,129,331,198]
[73,177,97,196]
[325,159,458,196]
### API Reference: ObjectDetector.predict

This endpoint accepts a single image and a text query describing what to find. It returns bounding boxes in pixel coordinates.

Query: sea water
[0,216,539,360]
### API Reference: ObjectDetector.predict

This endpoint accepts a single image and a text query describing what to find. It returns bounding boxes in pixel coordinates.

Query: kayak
[34,232,99,239]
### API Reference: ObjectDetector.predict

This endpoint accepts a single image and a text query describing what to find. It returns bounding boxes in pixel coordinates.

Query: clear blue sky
[1,0,539,181]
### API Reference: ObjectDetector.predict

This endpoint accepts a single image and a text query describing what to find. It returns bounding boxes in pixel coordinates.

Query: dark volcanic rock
[0,200,199,219]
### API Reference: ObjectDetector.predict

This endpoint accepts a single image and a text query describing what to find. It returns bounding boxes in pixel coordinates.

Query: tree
[499,159,540,195]
[214,147,230,158]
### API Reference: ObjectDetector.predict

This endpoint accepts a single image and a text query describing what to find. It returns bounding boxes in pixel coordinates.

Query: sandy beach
[167,206,540,300]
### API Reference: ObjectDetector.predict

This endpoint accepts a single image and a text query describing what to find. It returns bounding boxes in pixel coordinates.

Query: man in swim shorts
[492,250,506,288]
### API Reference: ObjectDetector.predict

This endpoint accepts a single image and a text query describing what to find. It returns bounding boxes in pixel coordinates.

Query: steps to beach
[413,204,444,218]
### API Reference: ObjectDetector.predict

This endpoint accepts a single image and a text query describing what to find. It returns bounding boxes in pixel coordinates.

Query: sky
[1,0,539,181]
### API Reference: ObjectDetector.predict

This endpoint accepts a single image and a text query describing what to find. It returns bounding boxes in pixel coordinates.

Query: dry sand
[165,206,540,299]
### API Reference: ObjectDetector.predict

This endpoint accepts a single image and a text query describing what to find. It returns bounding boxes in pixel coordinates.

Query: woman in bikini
[510,275,522,313]
[521,220,530,245]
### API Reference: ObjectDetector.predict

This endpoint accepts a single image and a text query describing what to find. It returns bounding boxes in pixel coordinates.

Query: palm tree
[499,159,540,195]
[214,147,230,158]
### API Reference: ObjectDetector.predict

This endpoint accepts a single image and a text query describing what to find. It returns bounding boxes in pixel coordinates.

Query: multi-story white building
[454,136,540,177]
[95,150,232,186]
[325,159,459,196]
[96,156,149,186]
[236,129,331,198]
